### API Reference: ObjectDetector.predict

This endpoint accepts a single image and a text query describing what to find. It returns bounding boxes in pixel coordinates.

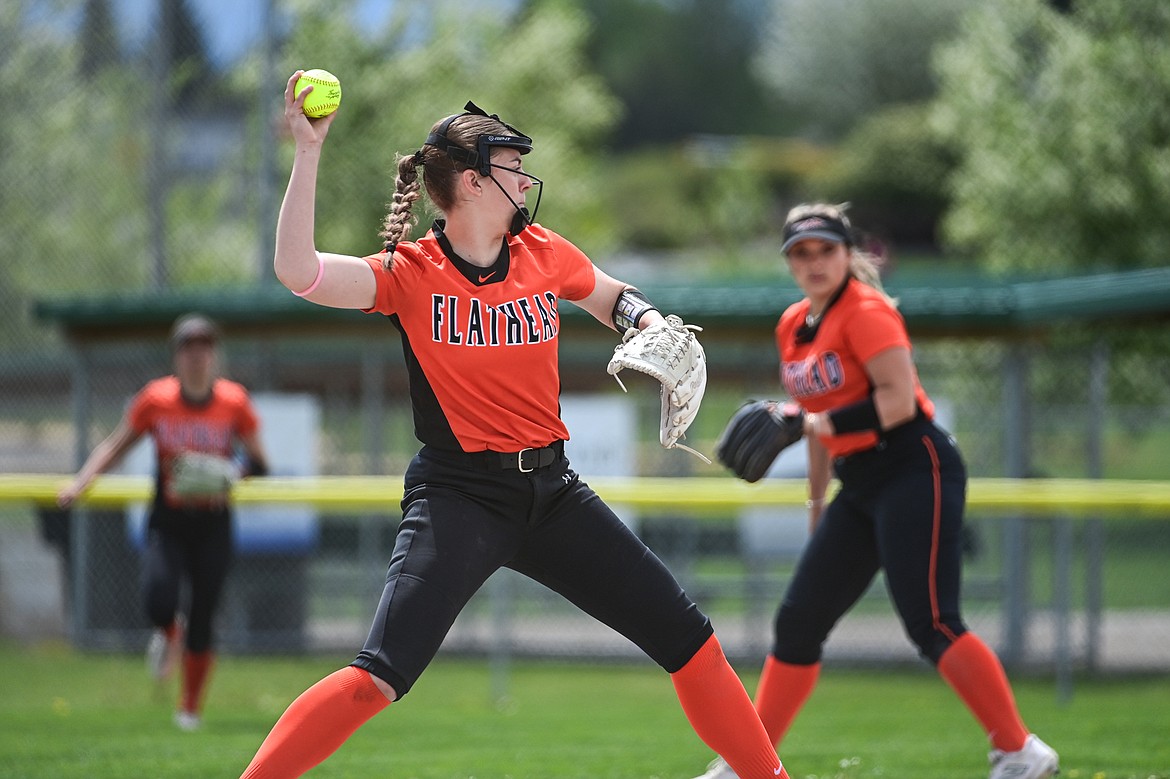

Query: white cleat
[988,734,1059,779]
[173,710,202,731]
[146,617,184,681]
[145,629,172,680]
[693,756,739,779]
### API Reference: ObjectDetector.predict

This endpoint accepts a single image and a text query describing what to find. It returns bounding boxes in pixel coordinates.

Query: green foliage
[577,0,790,146]
[602,142,774,251]
[803,103,958,248]
[757,0,969,140]
[1,0,622,354]
[1,1,264,350]
[933,0,1170,274]
[164,0,216,109]
[79,0,120,73]
[253,0,621,256]
[0,7,154,348]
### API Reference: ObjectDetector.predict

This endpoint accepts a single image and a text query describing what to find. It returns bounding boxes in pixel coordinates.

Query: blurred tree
[803,103,958,252]
[0,0,265,348]
[251,0,621,255]
[756,0,968,140]
[79,0,120,74]
[161,0,218,108]
[1,2,157,348]
[602,140,774,254]
[571,0,790,147]
[933,0,1170,273]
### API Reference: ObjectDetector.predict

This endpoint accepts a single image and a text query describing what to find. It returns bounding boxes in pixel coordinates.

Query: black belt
[426,441,565,472]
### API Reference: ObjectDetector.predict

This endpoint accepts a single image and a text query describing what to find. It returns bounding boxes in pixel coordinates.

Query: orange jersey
[127,376,260,507]
[362,223,596,452]
[776,278,934,458]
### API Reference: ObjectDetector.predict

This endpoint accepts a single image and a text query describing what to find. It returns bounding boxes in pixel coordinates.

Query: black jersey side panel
[389,313,461,450]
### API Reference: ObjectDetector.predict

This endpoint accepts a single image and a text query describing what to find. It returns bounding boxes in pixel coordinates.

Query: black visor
[781,214,852,253]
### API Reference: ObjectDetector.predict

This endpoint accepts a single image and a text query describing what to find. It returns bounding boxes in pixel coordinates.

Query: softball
[295,69,342,118]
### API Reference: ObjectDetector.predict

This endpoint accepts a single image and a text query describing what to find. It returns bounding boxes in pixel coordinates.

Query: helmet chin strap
[484,170,543,236]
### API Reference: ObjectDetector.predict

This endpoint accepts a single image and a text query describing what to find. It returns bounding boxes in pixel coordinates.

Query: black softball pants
[772,416,969,666]
[352,446,713,698]
[143,508,233,653]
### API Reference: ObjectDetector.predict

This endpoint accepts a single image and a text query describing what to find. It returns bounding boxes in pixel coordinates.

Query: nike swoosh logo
[478,272,496,283]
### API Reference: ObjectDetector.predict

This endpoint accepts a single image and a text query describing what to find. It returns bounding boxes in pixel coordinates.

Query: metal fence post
[1000,343,1031,668]
[1084,339,1110,672]
[256,0,279,283]
[360,347,387,576]
[70,508,91,647]
[1053,517,1073,703]
[68,346,92,646]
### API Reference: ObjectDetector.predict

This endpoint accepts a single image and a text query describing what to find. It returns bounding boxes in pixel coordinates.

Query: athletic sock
[753,656,820,747]
[240,666,391,779]
[937,632,1029,752]
[179,650,214,715]
[671,634,789,779]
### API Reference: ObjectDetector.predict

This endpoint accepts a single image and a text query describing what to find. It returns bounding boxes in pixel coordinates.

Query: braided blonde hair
[378,153,424,269]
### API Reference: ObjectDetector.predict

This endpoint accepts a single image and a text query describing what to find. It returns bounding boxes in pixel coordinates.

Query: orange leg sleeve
[179,650,214,715]
[240,666,391,779]
[671,635,789,779]
[753,656,820,747]
[937,632,1029,752]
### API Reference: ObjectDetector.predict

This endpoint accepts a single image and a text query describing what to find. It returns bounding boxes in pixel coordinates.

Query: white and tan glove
[607,314,710,462]
[170,452,239,499]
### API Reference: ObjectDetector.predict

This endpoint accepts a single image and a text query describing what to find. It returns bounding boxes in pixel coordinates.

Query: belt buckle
[516,447,535,473]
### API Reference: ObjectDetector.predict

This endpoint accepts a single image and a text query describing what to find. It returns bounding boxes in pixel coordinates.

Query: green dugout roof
[34,266,1170,342]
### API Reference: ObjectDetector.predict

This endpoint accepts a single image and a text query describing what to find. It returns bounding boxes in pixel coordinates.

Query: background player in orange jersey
[58,313,269,731]
[236,73,790,779]
[695,203,1058,779]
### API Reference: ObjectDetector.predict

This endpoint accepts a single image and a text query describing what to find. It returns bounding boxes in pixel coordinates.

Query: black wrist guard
[612,288,658,331]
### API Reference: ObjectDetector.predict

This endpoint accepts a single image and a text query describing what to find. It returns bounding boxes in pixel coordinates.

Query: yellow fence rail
[2,474,1169,516]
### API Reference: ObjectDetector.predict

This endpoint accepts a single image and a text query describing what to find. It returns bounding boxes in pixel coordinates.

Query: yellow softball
[295,69,342,118]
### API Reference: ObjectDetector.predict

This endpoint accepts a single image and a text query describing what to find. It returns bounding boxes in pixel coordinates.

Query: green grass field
[2,641,1168,778]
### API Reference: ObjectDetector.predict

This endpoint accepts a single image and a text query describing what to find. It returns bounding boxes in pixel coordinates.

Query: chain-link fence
[2,329,1169,677]
[2,2,1169,678]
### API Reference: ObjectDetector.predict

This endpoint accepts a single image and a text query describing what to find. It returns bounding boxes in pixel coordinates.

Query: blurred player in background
[696,203,1058,779]
[236,72,791,779]
[58,313,269,731]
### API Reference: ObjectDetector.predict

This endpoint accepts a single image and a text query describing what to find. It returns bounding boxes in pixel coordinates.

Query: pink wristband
[292,257,325,298]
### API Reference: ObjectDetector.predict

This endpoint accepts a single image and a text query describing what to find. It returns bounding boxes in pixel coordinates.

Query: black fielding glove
[715,400,806,483]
